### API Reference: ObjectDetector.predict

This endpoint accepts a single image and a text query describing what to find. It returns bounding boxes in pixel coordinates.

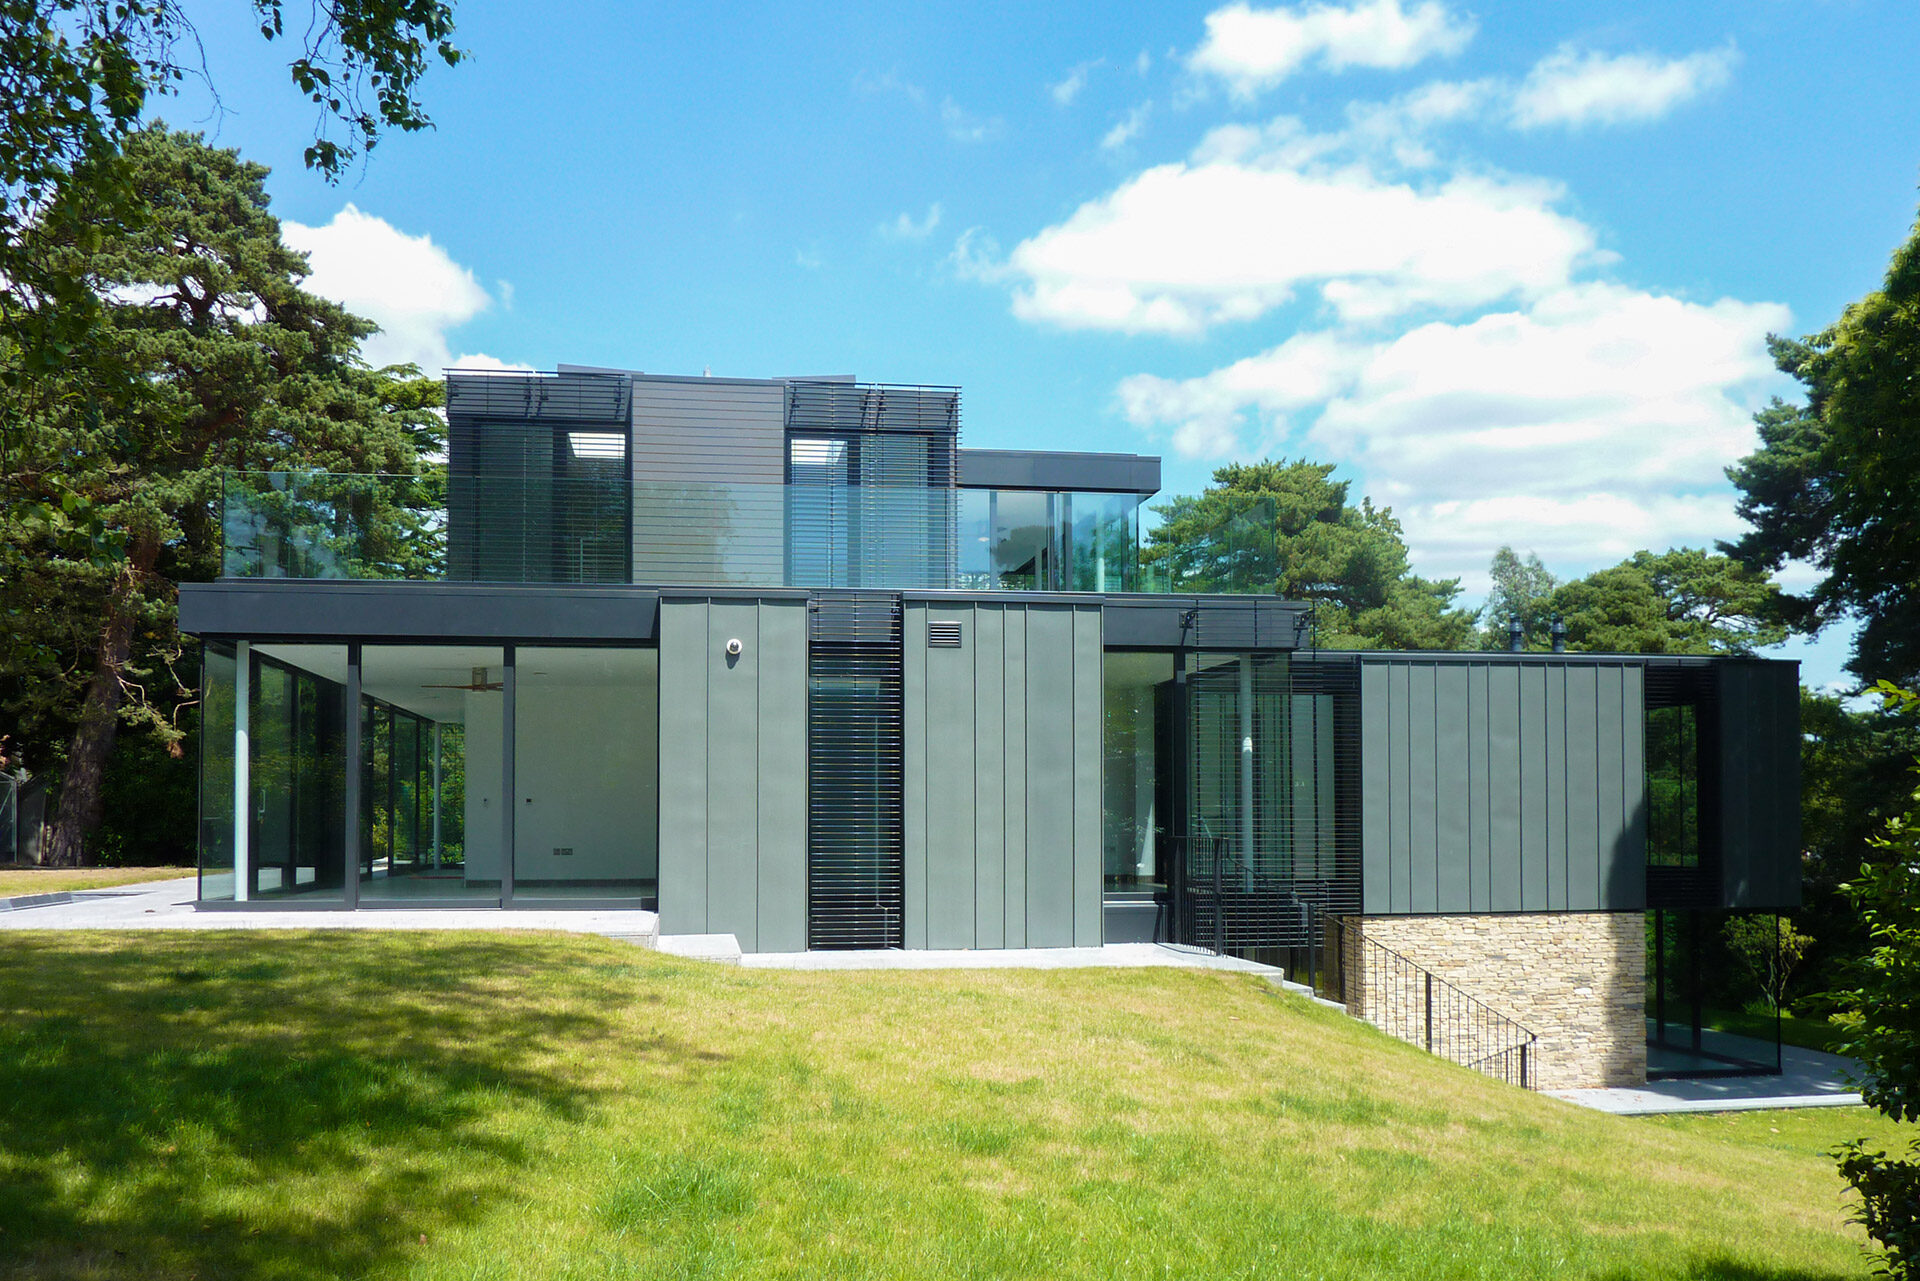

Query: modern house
[179,367,1802,1090]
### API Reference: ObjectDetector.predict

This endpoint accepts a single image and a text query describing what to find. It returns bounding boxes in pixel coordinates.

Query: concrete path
[1550,1043,1864,1115]
[0,875,661,942]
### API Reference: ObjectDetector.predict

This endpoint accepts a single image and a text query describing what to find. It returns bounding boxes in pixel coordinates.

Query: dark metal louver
[1175,654,1362,956]
[807,593,906,948]
[928,620,962,648]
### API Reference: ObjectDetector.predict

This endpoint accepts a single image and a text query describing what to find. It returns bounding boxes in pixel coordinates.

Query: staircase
[1324,916,1539,1089]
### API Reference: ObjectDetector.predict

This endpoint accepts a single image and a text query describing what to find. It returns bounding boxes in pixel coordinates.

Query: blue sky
[163,0,1919,686]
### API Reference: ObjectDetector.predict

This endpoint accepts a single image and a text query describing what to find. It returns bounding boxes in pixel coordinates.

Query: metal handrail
[1325,915,1540,1090]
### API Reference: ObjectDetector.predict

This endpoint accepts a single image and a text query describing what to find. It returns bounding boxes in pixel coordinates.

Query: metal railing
[1324,916,1539,1089]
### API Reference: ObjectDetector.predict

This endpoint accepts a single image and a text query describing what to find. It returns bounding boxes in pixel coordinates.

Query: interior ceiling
[252,644,656,725]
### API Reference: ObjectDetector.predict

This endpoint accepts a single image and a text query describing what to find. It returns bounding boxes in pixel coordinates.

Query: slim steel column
[233,641,251,902]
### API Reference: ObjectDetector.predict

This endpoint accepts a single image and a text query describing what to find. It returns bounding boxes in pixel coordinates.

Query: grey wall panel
[1467,664,1491,912]
[899,599,1103,950]
[1387,664,1412,914]
[1434,665,1471,913]
[1359,656,1649,916]
[1002,611,1028,948]
[1487,665,1522,914]
[1407,664,1439,913]
[1608,664,1647,912]
[1360,663,1392,913]
[1023,606,1078,947]
[1563,666,1601,912]
[1545,666,1569,911]
[754,600,809,952]
[630,379,787,585]
[656,595,810,950]
[657,600,709,934]
[926,607,979,949]
[902,604,930,949]
[1517,665,1548,911]
[1072,606,1105,945]
[706,600,763,949]
[1716,661,1803,909]
[972,606,1007,948]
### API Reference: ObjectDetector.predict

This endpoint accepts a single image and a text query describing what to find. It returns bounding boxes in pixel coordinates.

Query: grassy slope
[0,931,1898,1281]
[0,866,194,895]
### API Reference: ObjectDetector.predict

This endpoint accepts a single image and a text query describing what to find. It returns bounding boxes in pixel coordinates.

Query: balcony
[219,471,1166,592]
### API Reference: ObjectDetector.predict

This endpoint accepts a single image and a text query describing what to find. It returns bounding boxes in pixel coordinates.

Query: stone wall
[1344,912,1646,1090]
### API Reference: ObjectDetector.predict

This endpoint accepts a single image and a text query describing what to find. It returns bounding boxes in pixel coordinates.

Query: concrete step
[0,891,75,913]
[654,933,743,965]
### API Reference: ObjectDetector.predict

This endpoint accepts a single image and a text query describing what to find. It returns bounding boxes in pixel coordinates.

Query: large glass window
[1104,652,1175,893]
[958,489,1141,591]
[511,647,658,904]
[197,643,349,903]
[359,645,504,903]
[1647,703,1700,868]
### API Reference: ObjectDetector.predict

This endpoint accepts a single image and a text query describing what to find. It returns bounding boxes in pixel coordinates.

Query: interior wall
[460,659,659,885]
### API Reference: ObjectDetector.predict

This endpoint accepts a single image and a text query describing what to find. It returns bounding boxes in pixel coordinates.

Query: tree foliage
[1720,915,1812,1014]
[0,126,440,864]
[1833,684,1920,1278]
[1725,208,1920,684]
[1142,460,1477,649]
[1551,548,1788,655]
[0,0,459,410]
[1480,546,1557,649]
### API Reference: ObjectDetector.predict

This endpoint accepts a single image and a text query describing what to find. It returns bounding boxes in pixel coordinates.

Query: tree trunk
[42,538,156,867]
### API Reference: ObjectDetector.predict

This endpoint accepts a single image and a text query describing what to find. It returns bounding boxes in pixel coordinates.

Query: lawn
[0,865,194,896]
[1702,1004,1854,1056]
[0,931,1899,1281]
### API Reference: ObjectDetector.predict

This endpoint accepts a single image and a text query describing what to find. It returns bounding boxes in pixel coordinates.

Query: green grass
[0,865,194,895]
[1700,1004,1854,1055]
[0,931,1902,1280]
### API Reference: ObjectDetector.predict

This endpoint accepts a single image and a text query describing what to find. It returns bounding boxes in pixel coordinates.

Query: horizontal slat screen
[808,593,906,949]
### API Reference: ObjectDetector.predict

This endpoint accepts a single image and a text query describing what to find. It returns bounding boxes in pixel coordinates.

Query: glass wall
[197,643,349,902]
[1103,652,1175,894]
[1647,908,1782,1077]
[958,489,1141,592]
[359,645,504,903]
[511,647,659,904]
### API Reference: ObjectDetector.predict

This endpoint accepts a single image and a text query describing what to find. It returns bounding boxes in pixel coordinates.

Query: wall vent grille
[928,620,963,648]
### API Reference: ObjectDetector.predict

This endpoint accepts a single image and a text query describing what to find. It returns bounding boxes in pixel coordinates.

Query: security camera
[725,638,744,657]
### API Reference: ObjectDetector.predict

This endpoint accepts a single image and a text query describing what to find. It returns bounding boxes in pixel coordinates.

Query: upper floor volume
[222,367,1163,592]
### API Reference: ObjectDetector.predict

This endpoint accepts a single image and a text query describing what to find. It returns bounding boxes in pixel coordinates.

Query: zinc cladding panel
[1359,657,1648,916]
[1071,606,1104,946]
[1023,606,1079,947]
[754,600,809,952]
[902,604,929,948]
[1001,609,1028,947]
[706,599,763,950]
[972,605,1007,949]
[630,380,787,586]
[902,600,1100,949]
[1718,662,1802,909]
[924,606,978,949]
[656,600,710,934]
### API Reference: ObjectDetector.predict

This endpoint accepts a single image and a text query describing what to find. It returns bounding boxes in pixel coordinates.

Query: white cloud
[283,204,497,373]
[998,125,1597,334]
[795,246,824,270]
[941,97,1002,143]
[447,352,534,373]
[1188,0,1475,99]
[1511,44,1737,129]
[881,203,944,240]
[1052,60,1101,105]
[1120,282,1791,577]
[1101,102,1153,150]
[1136,49,1152,76]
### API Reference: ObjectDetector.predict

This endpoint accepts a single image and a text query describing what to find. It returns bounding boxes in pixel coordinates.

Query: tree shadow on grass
[0,931,720,1280]
[1601,1260,1867,1281]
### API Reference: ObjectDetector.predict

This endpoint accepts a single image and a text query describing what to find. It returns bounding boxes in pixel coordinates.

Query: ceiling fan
[422,666,503,692]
